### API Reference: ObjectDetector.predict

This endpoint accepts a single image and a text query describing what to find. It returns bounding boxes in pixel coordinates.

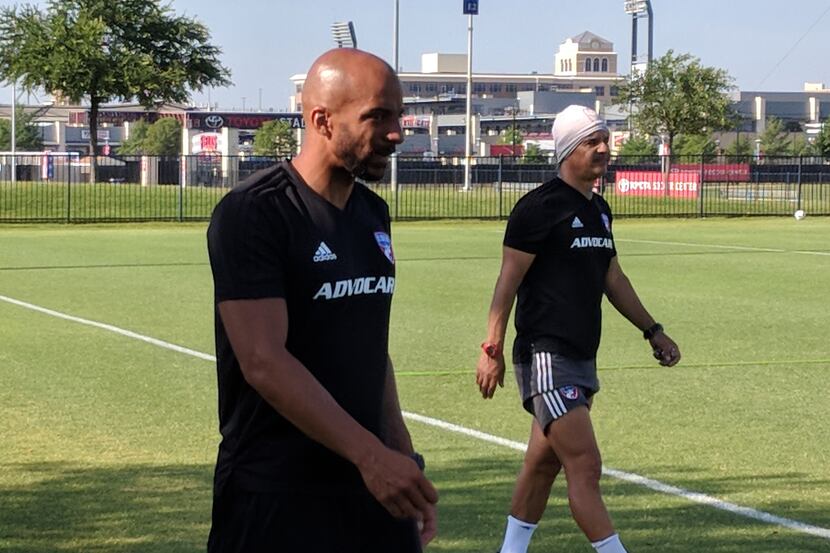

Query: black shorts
[514,352,598,431]
[207,486,421,553]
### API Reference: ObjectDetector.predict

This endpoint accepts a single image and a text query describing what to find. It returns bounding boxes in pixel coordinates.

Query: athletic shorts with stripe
[514,351,600,431]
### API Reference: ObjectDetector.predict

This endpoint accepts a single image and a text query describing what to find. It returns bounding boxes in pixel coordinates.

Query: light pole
[331,21,358,48]
[505,104,519,156]
[462,1,479,191]
[623,0,653,73]
[391,0,399,201]
[11,79,17,185]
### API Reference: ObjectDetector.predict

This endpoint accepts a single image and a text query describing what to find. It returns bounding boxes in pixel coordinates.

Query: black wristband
[410,452,425,471]
[643,322,663,340]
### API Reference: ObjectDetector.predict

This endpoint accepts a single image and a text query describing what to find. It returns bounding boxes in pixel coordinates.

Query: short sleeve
[207,191,288,302]
[596,195,618,258]
[503,195,555,254]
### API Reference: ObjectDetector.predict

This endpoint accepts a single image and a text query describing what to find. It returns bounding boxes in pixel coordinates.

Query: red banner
[490,144,524,156]
[615,170,700,198]
[672,163,750,182]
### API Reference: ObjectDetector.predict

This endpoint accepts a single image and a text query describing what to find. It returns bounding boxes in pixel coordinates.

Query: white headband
[552,105,608,165]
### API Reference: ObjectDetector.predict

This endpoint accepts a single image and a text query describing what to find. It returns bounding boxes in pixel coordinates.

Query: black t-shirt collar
[283,161,358,214]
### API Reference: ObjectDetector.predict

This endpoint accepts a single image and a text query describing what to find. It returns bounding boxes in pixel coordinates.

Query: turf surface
[1,217,828,552]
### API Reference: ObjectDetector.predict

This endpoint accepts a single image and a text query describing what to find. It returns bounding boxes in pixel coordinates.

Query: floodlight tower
[331,21,358,48]
[623,0,653,73]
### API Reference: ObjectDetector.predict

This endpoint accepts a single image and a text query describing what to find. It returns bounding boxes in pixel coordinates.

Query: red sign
[201,134,218,151]
[672,163,750,182]
[490,144,524,156]
[401,115,431,129]
[615,170,700,198]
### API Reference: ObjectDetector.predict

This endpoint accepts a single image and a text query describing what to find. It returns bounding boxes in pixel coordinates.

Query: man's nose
[388,119,404,144]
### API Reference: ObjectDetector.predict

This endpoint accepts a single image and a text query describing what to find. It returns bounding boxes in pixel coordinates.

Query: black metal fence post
[796,155,803,211]
[66,155,72,223]
[497,155,503,220]
[178,159,184,222]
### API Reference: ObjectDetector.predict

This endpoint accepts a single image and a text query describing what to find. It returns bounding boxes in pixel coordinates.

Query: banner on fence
[672,163,750,182]
[615,170,700,198]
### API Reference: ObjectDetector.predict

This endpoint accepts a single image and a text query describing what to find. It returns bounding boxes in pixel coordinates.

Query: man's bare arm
[218,298,438,519]
[476,246,536,398]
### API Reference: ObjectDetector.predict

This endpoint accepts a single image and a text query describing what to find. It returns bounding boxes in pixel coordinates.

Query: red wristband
[481,342,502,358]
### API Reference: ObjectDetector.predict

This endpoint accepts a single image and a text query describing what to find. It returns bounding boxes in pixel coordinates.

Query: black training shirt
[207,162,396,494]
[504,177,616,362]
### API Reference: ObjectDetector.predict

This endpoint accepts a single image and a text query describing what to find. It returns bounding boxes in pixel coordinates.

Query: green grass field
[1,218,829,552]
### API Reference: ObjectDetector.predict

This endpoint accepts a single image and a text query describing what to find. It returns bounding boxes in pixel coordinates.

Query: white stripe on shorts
[535,352,556,394]
[552,390,568,414]
[546,353,553,391]
[542,391,562,418]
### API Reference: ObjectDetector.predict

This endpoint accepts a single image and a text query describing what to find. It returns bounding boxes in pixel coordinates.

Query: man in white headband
[477,105,681,553]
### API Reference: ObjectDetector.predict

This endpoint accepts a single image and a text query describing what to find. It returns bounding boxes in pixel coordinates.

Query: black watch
[643,322,664,340]
[410,452,426,471]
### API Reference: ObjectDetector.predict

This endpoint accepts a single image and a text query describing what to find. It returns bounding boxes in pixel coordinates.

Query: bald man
[206,49,437,553]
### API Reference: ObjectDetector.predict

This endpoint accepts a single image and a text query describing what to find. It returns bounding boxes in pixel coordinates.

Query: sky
[3,0,830,111]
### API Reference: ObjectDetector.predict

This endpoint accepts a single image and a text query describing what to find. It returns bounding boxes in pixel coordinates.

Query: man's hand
[476,351,506,399]
[417,501,438,546]
[650,332,681,367]
[356,445,439,532]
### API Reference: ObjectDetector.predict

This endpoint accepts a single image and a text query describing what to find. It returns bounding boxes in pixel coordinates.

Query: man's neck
[558,169,594,200]
[291,152,354,210]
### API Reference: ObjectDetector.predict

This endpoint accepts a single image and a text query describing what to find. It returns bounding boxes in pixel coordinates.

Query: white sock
[499,515,538,553]
[591,533,629,553]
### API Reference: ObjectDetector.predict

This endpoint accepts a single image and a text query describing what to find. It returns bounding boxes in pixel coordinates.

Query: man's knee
[524,448,561,480]
[565,450,603,486]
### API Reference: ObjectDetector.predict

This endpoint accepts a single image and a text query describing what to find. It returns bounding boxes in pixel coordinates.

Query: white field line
[0,294,215,362]
[2,293,829,541]
[404,413,830,540]
[618,238,830,257]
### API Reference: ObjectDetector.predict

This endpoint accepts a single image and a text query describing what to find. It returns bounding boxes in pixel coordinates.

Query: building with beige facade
[289,31,623,112]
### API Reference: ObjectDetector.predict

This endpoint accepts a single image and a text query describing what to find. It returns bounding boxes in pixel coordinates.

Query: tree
[723,136,752,161]
[813,118,830,157]
[759,117,791,157]
[118,119,150,155]
[0,107,44,150]
[499,126,523,148]
[144,117,181,155]
[617,134,657,158]
[617,50,734,162]
[253,120,297,158]
[522,143,544,163]
[118,117,181,155]
[789,135,810,157]
[0,0,231,182]
[673,134,717,159]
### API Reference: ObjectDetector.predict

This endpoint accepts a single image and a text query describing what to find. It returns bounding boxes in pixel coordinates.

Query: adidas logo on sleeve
[571,216,584,228]
[312,242,337,262]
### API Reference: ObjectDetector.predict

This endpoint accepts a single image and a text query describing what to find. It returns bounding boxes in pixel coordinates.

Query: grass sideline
[1,218,829,552]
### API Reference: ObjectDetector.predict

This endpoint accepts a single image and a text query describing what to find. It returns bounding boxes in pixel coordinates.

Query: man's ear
[310,107,331,138]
